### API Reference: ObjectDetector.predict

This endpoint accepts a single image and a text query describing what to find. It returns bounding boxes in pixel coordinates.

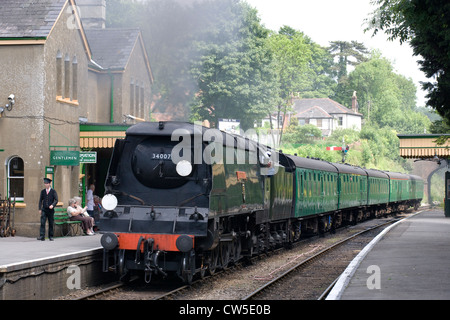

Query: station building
[0,0,153,236]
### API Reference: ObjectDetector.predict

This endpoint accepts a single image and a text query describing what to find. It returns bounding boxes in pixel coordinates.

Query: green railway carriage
[364,169,390,205]
[386,172,410,203]
[334,163,368,210]
[285,156,339,218]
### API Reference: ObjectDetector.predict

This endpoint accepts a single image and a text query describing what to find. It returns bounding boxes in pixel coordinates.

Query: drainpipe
[110,71,114,123]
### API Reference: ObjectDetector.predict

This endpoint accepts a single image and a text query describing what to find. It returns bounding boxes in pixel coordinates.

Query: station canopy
[79,124,128,149]
[398,134,450,159]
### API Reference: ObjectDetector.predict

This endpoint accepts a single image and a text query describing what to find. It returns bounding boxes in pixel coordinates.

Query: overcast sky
[245,0,428,106]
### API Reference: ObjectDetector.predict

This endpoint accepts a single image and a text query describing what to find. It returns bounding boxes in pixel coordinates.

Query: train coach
[99,121,423,283]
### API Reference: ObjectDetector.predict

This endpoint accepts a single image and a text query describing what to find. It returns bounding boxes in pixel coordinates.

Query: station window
[7,156,24,201]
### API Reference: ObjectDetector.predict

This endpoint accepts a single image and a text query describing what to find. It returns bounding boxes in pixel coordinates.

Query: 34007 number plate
[152,153,172,160]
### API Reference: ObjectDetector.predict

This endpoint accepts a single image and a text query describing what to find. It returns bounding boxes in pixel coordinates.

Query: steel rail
[241,217,403,300]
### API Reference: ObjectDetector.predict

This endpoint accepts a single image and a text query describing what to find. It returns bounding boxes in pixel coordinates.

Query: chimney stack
[76,0,106,29]
[352,91,358,113]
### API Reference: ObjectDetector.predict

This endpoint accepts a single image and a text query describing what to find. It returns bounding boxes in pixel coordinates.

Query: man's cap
[43,178,52,183]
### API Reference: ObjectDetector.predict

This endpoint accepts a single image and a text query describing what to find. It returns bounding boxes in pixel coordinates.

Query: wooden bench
[54,207,82,236]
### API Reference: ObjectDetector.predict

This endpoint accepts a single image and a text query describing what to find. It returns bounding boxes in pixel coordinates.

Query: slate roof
[293,98,363,118]
[296,106,333,119]
[85,28,141,70]
[0,0,67,38]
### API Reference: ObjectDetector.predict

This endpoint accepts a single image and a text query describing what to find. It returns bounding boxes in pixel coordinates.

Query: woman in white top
[67,198,95,235]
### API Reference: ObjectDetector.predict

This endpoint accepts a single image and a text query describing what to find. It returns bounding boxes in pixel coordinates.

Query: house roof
[0,1,153,83]
[296,106,333,119]
[0,0,67,39]
[85,28,139,70]
[293,98,363,118]
[85,28,154,83]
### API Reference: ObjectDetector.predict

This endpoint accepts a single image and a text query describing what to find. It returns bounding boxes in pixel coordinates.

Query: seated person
[67,198,95,235]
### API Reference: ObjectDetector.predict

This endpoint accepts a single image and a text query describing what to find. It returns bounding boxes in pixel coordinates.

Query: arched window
[7,156,24,201]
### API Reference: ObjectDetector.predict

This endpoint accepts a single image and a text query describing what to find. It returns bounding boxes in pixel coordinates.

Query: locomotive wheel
[220,242,231,269]
[180,250,195,284]
[233,239,241,263]
[207,247,219,275]
[118,249,130,282]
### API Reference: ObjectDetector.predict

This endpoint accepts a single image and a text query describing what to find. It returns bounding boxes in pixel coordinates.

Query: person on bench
[67,198,95,236]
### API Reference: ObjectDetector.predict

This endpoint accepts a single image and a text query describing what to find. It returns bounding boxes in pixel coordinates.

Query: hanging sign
[79,151,97,164]
[50,151,79,166]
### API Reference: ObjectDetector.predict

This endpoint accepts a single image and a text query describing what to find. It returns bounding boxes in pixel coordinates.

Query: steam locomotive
[99,121,423,283]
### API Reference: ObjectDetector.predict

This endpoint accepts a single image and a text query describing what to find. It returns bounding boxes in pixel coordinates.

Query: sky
[245,0,429,106]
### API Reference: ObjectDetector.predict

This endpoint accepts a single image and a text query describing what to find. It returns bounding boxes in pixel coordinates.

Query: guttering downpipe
[110,71,114,123]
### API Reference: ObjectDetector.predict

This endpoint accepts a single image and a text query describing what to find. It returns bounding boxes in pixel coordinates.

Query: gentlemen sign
[50,151,79,166]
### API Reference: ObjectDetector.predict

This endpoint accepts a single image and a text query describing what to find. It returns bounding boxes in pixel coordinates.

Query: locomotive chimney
[352,91,358,113]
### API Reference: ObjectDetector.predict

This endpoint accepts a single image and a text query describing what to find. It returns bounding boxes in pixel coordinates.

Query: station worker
[37,178,58,241]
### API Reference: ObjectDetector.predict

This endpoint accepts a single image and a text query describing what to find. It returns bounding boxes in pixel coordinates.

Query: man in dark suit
[38,178,58,241]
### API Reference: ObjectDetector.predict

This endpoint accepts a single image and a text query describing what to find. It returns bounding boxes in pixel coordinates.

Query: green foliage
[340,53,431,133]
[283,124,323,144]
[367,0,450,124]
[281,125,409,173]
[106,0,436,138]
[189,1,279,129]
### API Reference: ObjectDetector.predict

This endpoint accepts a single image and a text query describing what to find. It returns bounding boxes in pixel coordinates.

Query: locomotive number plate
[152,153,172,160]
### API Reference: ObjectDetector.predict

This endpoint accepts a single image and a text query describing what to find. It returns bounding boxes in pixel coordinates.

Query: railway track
[242,217,404,300]
[72,213,412,300]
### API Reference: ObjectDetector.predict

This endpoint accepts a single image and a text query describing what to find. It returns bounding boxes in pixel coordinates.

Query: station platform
[0,234,102,272]
[0,234,105,299]
[327,208,450,300]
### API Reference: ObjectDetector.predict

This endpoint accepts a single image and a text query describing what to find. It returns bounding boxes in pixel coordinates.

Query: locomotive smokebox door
[445,171,450,217]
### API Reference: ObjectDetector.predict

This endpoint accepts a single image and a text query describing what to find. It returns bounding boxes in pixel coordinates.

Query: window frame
[7,156,24,201]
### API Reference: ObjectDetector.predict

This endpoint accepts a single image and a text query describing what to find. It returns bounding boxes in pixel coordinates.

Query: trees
[328,41,369,81]
[344,52,431,133]
[105,0,431,137]
[367,0,450,123]
[328,41,369,104]
[189,1,279,130]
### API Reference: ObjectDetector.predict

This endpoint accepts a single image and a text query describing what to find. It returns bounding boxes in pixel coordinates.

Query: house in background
[291,93,363,137]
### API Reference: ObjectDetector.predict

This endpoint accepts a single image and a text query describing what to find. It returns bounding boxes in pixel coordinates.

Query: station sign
[50,151,98,165]
[50,150,79,166]
[79,151,97,164]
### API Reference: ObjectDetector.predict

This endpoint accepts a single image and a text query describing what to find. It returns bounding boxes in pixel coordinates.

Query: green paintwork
[294,168,338,218]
